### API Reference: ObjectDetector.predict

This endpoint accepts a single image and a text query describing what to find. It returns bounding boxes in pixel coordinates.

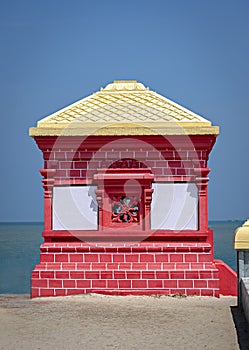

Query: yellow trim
[29,123,219,137]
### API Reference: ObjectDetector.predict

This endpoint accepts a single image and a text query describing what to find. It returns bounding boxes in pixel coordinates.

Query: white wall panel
[53,186,98,230]
[151,183,198,230]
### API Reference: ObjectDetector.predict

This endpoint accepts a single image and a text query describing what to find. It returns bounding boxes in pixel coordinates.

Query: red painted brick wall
[44,147,207,182]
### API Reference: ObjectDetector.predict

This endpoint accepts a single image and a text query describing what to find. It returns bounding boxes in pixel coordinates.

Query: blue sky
[0,0,249,221]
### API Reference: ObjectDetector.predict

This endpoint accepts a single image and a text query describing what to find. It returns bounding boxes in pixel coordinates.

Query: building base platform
[31,242,236,298]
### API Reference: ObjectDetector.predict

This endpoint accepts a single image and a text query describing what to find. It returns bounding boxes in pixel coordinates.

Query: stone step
[40,251,213,264]
[32,280,219,298]
[41,242,212,253]
[33,268,219,280]
[35,261,216,271]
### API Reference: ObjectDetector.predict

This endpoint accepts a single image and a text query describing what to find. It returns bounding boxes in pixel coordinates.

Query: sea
[0,221,244,294]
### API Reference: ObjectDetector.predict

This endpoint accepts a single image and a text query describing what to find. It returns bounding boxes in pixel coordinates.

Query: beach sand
[0,294,248,350]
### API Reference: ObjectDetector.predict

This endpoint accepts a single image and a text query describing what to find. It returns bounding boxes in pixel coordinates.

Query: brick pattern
[44,148,207,182]
[31,243,219,298]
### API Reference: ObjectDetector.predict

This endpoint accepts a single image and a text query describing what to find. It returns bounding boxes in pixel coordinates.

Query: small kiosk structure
[234,220,249,307]
[29,80,236,297]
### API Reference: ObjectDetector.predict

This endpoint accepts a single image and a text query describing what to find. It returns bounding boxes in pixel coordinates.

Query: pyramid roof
[29,80,219,136]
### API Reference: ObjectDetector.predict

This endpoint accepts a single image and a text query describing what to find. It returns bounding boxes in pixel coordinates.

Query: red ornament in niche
[111,196,139,223]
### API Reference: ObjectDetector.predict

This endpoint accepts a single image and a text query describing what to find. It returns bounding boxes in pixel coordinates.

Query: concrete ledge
[241,277,249,324]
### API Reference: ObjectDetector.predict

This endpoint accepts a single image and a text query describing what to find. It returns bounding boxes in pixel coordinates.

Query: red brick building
[29,80,236,297]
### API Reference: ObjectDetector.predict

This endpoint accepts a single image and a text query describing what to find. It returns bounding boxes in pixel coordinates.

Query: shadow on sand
[231,306,249,349]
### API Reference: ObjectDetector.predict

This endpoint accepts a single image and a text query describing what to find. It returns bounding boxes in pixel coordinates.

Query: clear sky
[1,0,249,222]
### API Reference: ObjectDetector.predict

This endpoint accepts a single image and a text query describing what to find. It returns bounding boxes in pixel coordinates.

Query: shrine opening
[29,80,237,297]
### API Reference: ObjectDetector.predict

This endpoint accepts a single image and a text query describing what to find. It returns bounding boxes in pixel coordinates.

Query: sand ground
[0,294,248,350]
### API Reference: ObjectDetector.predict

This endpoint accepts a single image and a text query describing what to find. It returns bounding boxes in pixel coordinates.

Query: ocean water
[0,221,243,294]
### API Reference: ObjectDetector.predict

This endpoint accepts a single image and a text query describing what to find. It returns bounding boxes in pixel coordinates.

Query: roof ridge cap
[102,80,147,92]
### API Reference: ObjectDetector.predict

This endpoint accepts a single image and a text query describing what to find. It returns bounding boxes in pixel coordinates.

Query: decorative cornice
[194,167,210,194]
[40,169,56,198]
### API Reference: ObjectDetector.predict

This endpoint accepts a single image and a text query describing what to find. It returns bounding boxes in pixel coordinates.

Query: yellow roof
[29,80,219,136]
[234,220,249,250]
